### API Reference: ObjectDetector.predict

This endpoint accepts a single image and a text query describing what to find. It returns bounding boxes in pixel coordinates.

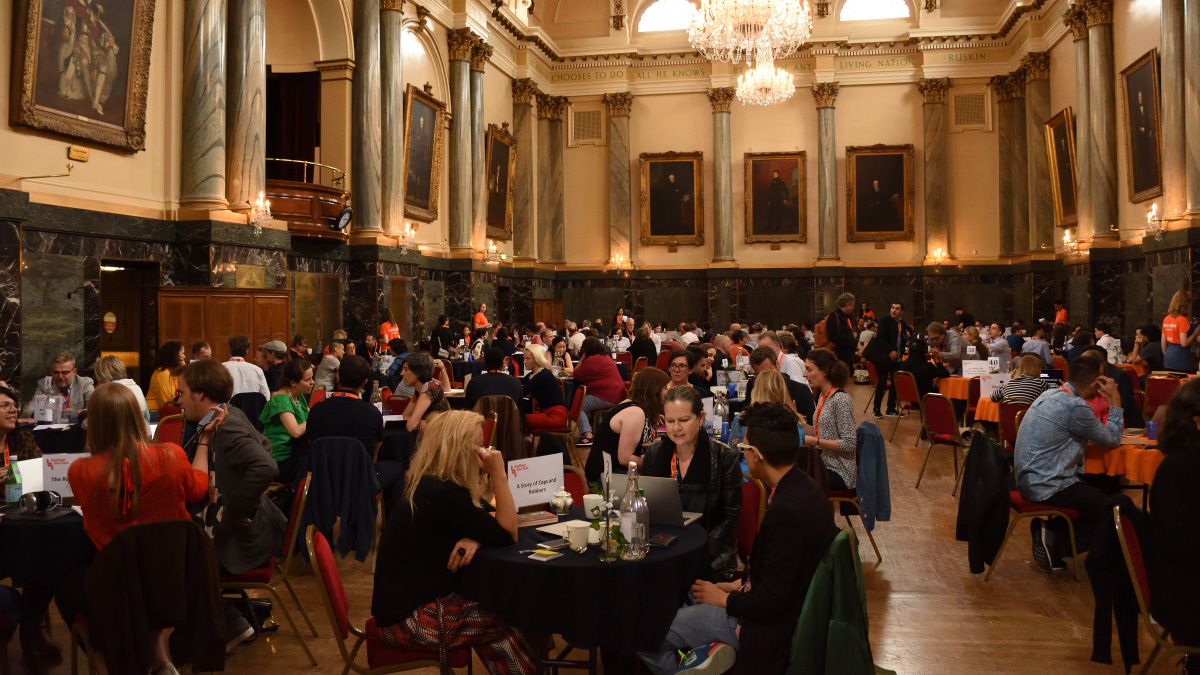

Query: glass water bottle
[620,462,649,560]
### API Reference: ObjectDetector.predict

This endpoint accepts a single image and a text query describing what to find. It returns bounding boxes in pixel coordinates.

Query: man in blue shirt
[1004,319,1027,352]
[1020,324,1054,368]
[1014,355,1122,572]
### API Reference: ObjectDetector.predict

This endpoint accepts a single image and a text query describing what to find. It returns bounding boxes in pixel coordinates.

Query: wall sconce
[1063,229,1082,257]
[1145,203,1165,241]
[482,239,507,264]
[930,247,946,269]
[400,221,418,249]
[611,253,629,271]
[250,191,272,236]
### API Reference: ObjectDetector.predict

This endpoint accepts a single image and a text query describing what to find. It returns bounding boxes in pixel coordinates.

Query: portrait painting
[640,151,704,246]
[10,0,157,151]
[846,144,915,242]
[744,152,806,244]
[403,84,447,223]
[485,122,516,241]
[1120,49,1162,203]
[1044,107,1079,227]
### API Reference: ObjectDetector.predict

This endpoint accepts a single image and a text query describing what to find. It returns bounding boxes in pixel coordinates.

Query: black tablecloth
[378,424,416,466]
[0,510,91,589]
[31,425,88,454]
[459,507,707,651]
[451,360,488,383]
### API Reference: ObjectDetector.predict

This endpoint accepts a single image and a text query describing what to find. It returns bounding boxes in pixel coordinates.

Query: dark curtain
[266,72,321,182]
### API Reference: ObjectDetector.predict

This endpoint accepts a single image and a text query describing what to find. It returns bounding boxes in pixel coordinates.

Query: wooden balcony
[264,179,350,242]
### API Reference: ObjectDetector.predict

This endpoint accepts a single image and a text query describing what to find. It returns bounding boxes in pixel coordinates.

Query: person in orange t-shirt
[1162,290,1195,372]
[379,309,401,351]
[1053,301,1067,325]
[473,302,491,334]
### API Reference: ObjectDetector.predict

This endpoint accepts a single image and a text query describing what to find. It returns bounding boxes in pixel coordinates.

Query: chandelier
[736,53,794,105]
[688,0,813,64]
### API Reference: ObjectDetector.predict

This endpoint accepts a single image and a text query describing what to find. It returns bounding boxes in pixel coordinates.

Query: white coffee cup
[568,523,590,553]
[582,493,604,520]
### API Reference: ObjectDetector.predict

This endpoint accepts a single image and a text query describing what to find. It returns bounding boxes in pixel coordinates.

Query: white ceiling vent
[568,104,606,147]
[951,87,991,132]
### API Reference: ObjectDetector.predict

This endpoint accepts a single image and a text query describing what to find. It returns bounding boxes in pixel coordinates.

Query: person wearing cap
[261,340,288,392]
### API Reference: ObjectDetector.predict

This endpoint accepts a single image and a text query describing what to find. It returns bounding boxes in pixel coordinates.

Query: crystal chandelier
[688,0,813,64]
[736,53,794,105]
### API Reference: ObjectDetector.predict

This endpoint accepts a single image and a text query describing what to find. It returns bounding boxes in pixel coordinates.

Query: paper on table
[536,520,601,544]
[32,424,70,431]
[382,415,405,424]
[702,397,714,417]
[961,361,991,379]
[17,458,43,493]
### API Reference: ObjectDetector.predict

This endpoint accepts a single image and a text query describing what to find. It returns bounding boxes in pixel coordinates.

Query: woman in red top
[66,383,213,674]
[570,337,627,446]
[1162,290,1195,372]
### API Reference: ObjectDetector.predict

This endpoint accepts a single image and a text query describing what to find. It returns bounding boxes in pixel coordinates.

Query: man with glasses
[23,352,94,416]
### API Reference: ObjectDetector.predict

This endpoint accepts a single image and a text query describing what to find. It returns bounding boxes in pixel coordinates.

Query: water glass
[1146,421,1159,441]
[568,524,590,554]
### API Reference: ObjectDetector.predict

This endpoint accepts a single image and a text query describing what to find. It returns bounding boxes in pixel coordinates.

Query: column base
[448,246,476,259]
[349,230,396,247]
[178,204,238,222]
[814,257,843,266]
[710,257,737,267]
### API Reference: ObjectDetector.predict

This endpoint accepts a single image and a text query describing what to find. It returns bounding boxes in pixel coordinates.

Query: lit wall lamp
[1063,229,1082,257]
[930,247,946,269]
[250,191,272,236]
[1145,202,1165,241]
[611,253,630,271]
[482,240,507,264]
[400,221,418,249]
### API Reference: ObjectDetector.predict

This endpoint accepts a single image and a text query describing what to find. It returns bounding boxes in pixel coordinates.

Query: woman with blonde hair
[521,343,568,436]
[372,411,536,673]
[749,370,806,426]
[1162,289,1195,372]
[963,326,987,360]
[989,354,1050,403]
[92,355,149,420]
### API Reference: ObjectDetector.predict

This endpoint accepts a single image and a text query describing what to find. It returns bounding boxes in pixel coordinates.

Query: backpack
[814,313,836,351]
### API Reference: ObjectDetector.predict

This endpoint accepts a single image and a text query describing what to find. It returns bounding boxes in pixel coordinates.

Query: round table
[31,425,88,454]
[0,510,91,589]
[973,397,1001,423]
[1085,439,1165,484]
[450,360,488,383]
[937,377,972,400]
[459,507,708,652]
[378,424,416,466]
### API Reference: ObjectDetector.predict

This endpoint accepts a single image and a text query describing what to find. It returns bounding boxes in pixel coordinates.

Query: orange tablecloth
[974,397,1000,423]
[1084,439,1165,485]
[938,377,971,400]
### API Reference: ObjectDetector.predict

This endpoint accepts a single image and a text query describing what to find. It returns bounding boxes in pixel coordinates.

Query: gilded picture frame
[744,151,807,244]
[9,0,157,151]
[484,122,516,241]
[1044,107,1079,227]
[1120,49,1163,203]
[846,144,915,243]
[403,84,447,223]
[639,151,704,246]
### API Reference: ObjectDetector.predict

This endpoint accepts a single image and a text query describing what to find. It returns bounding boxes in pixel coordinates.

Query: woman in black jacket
[642,385,741,582]
[628,326,659,369]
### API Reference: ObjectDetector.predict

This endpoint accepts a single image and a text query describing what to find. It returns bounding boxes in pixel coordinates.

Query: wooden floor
[25,383,1154,674]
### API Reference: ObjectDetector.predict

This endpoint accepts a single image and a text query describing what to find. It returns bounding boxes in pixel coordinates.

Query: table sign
[1107,339,1122,365]
[966,345,977,356]
[42,454,87,498]
[382,414,405,424]
[507,452,563,508]
[17,458,43,494]
[988,357,1000,372]
[961,361,991,379]
[979,373,1010,398]
[702,397,715,418]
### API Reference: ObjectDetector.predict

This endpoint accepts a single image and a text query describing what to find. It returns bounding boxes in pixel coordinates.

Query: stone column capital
[916,77,951,104]
[811,82,839,108]
[1077,0,1113,25]
[536,94,567,120]
[989,74,1012,102]
[380,0,404,11]
[603,92,634,116]
[512,78,538,104]
[814,1,829,17]
[707,87,735,112]
[1007,69,1027,98]
[1020,52,1050,80]
[415,5,431,31]
[447,28,475,61]
[1062,5,1089,40]
[470,41,493,72]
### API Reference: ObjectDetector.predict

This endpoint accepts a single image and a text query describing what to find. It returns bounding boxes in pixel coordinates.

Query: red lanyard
[2,443,9,468]
[814,388,838,436]
[229,357,245,362]
[328,391,360,399]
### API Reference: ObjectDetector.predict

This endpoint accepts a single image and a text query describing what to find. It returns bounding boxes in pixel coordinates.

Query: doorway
[99,261,158,388]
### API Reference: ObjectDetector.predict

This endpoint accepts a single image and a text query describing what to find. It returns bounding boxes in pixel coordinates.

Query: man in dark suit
[464,347,523,410]
[864,301,911,418]
[745,347,816,421]
[640,402,838,674]
[825,292,859,367]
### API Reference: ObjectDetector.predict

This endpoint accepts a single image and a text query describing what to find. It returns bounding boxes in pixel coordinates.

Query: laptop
[608,474,703,527]
[1040,368,1064,385]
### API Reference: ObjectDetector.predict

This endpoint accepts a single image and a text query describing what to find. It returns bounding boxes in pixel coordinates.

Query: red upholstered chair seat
[221,558,275,584]
[827,489,855,499]
[931,433,957,444]
[1007,491,1079,519]
[364,617,472,669]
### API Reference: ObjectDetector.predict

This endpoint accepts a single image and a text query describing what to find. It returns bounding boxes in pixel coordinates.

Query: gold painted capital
[470,42,494,71]
[381,0,404,11]
[1021,52,1050,80]
[512,78,538,104]
[1007,69,1026,98]
[1078,0,1113,25]
[536,94,567,120]
[447,28,475,61]
[814,1,829,17]
[1062,6,1089,40]
[603,92,634,117]
[916,77,951,104]
[811,82,839,108]
[989,75,1012,102]
[707,87,735,112]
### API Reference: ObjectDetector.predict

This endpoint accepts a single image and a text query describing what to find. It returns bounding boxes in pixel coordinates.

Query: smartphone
[196,407,217,431]
[649,534,677,549]
[537,540,571,551]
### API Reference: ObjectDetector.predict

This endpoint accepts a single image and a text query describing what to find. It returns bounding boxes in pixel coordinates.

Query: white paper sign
[507,452,563,508]
[980,373,1011,398]
[1108,339,1122,365]
[17,458,43,494]
[42,453,87,498]
[966,345,977,356]
[961,361,992,379]
[702,397,715,418]
[987,357,1001,373]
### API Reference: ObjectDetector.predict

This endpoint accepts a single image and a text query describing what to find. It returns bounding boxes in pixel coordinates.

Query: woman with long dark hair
[145,341,185,413]
[802,348,858,491]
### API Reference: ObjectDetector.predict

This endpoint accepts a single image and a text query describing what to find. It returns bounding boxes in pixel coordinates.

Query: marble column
[603,92,634,264]
[470,42,493,249]
[1010,70,1030,256]
[181,0,228,209]
[225,0,265,211]
[536,95,567,263]
[991,76,1015,256]
[1023,52,1054,252]
[1084,0,1118,238]
[812,83,839,260]
[352,0,382,232]
[1162,0,1186,217]
[1065,6,1092,240]
[447,29,475,250]
[708,88,735,262]
[917,78,950,259]
[379,0,405,235]
[1186,0,1200,214]
[512,79,538,260]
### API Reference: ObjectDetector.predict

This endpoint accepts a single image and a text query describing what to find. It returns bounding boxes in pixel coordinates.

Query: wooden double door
[158,287,292,363]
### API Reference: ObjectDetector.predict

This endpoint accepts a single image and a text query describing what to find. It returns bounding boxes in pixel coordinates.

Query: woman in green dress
[260,358,314,483]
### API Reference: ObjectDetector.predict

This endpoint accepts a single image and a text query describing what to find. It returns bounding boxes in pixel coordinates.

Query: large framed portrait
[484,122,516,241]
[403,84,447,223]
[1120,49,1162,203]
[9,0,157,151]
[640,152,704,246]
[846,144,914,242]
[743,152,806,244]
[1044,107,1079,227]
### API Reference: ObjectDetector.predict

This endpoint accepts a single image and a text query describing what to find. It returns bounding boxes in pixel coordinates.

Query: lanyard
[229,357,245,362]
[814,387,838,437]
[328,391,360,399]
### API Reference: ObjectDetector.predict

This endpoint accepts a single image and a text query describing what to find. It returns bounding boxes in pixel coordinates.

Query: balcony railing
[265,158,350,241]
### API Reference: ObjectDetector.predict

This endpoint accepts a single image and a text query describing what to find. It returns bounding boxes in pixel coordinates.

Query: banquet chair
[737,474,766,563]
[482,412,497,447]
[655,351,672,371]
[1114,505,1200,674]
[220,472,318,666]
[152,414,185,446]
[827,432,883,563]
[1116,364,1142,391]
[1143,376,1179,419]
[632,357,648,375]
[157,403,182,420]
[984,492,1080,582]
[475,396,526,460]
[563,465,589,505]
[379,386,393,401]
[963,377,981,427]
[916,393,966,493]
[310,387,327,406]
[438,358,461,388]
[887,371,923,442]
[1052,356,1069,373]
[861,361,881,414]
[387,395,410,415]
[306,527,474,674]
[229,392,267,432]
[998,401,1031,453]
[614,352,633,380]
